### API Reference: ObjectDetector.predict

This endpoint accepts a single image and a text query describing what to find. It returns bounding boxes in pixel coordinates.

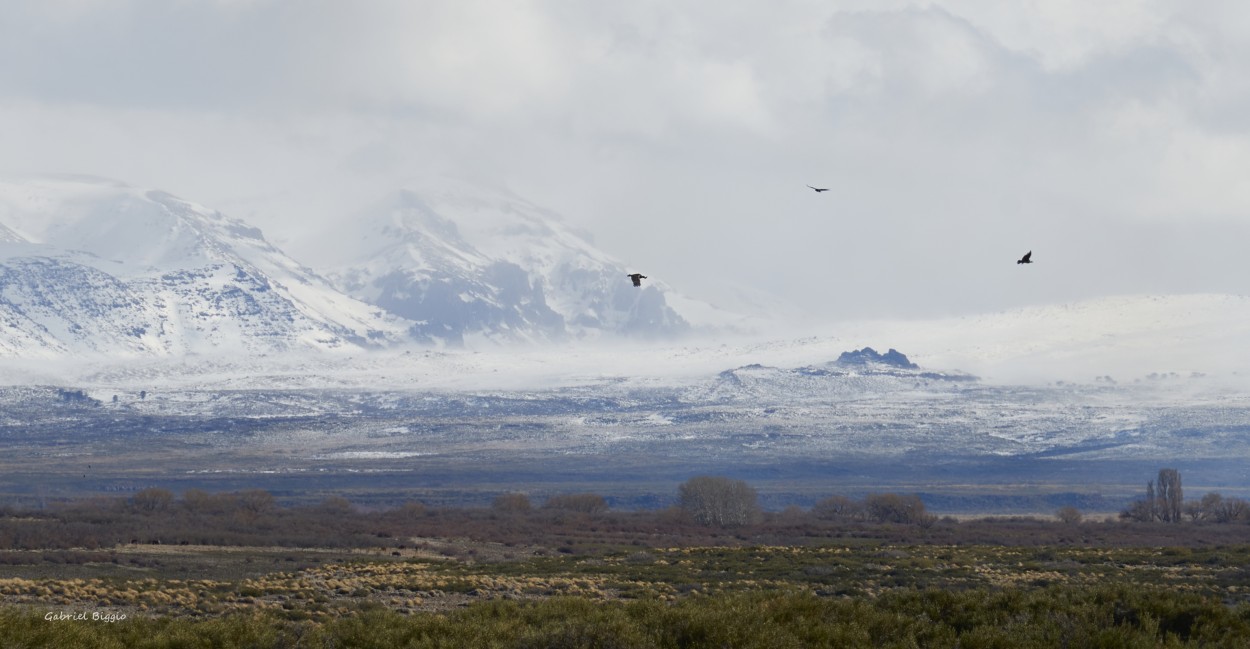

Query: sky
[2,0,1249,322]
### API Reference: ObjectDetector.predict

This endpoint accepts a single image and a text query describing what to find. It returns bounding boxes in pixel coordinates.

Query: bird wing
[1023,251,1032,262]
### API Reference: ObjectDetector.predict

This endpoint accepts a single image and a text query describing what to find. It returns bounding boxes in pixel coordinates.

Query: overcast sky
[2,0,1249,322]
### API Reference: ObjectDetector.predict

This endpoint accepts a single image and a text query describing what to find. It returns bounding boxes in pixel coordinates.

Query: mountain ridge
[0,175,725,356]
[0,175,410,358]
[309,178,698,344]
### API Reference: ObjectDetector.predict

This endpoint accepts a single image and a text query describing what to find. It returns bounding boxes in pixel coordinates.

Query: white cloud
[940,0,1173,69]
[1,0,1249,321]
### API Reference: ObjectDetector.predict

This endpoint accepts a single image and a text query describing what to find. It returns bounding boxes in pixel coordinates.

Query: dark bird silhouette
[1017,251,1033,264]
[627,273,647,287]
[807,185,830,192]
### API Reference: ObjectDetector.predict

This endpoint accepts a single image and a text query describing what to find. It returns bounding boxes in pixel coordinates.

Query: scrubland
[0,489,1249,646]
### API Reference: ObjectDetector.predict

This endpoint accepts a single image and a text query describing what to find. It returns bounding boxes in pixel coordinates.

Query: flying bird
[1017,251,1033,264]
[807,185,830,193]
[627,273,647,287]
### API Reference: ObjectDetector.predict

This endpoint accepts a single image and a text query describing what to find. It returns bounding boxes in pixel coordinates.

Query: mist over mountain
[0,175,727,357]
[311,178,699,345]
[835,347,919,370]
[2,173,1249,388]
[0,175,417,358]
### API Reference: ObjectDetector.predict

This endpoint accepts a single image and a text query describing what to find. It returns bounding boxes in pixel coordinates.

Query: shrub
[131,488,174,513]
[812,495,864,521]
[493,493,532,513]
[864,493,929,525]
[543,494,609,514]
[1056,506,1083,525]
[678,476,761,527]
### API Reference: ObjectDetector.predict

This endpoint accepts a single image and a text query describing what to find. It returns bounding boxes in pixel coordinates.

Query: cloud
[1,1,1249,321]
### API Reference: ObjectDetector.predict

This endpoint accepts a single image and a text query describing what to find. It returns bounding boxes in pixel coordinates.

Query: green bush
[1,582,1248,648]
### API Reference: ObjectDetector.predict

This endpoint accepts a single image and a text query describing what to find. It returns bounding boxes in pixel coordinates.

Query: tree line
[1120,468,1250,524]
[4,470,1250,555]
[496,476,937,528]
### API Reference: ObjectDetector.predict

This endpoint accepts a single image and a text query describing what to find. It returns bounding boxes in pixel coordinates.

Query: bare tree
[1120,499,1153,522]
[390,501,427,521]
[543,493,608,514]
[1123,469,1185,523]
[181,489,213,514]
[492,493,532,513]
[864,493,930,525]
[1197,492,1223,522]
[318,496,355,515]
[812,495,864,521]
[1156,469,1183,523]
[238,490,275,515]
[1220,499,1250,523]
[1056,506,1083,525]
[1204,493,1250,523]
[678,476,761,527]
[131,488,173,513]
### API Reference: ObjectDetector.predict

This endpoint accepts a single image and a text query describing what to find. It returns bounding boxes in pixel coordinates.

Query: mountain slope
[309,177,697,344]
[0,175,409,358]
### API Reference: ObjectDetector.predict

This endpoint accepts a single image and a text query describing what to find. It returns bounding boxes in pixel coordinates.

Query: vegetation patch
[2,477,1250,645]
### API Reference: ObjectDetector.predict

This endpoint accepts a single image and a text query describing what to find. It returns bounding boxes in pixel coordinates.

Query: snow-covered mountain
[0,175,409,358]
[0,174,737,358]
[307,177,701,345]
[1,174,1245,376]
